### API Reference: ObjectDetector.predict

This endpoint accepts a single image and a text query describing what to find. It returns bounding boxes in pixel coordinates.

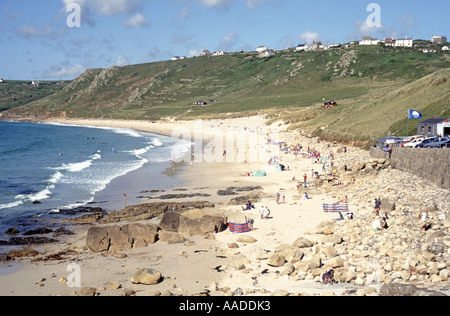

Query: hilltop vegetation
[1,45,449,144]
[0,80,70,112]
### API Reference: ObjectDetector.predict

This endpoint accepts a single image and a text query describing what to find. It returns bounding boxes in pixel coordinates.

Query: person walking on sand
[276,192,281,204]
[303,173,307,188]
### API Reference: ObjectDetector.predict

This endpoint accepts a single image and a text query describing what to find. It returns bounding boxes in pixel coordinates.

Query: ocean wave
[15,186,53,203]
[53,150,101,173]
[151,138,163,147]
[49,171,64,184]
[0,200,24,210]
[112,128,143,138]
[55,159,93,173]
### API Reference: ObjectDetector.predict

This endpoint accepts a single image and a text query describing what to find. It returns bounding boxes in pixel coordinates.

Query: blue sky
[1,0,449,80]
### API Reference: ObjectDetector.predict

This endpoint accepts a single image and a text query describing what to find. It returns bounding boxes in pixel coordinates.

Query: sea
[0,121,191,247]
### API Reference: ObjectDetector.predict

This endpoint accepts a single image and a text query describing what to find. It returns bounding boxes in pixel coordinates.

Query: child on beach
[373,198,381,215]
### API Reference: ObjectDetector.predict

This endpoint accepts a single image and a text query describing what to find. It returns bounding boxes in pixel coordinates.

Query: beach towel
[323,203,349,213]
[229,222,251,233]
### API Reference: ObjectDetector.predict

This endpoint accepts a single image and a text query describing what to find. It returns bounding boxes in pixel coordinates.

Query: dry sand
[0,116,358,296]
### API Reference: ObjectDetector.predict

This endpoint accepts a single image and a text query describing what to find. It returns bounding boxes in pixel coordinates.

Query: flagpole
[407,109,409,137]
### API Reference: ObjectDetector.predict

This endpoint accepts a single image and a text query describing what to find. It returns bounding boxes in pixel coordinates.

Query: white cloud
[116,55,129,66]
[196,0,235,9]
[246,0,262,10]
[44,64,86,79]
[62,0,144,16]
[188,49,201,58]
[219,32,240,51]
[300,31,321,44]
[15,24,64,40]
[123,13,149,28]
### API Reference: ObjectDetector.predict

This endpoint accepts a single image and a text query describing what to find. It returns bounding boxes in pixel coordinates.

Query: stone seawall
[370,147,450,190]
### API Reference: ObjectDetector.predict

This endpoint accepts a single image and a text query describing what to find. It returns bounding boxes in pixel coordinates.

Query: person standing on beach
[303,173,307,188]
[123,193,127,206]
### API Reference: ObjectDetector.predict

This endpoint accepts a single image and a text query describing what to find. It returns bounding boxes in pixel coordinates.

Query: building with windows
[431,36,447,44]
[417,118,450,137]
[395,38,413,47]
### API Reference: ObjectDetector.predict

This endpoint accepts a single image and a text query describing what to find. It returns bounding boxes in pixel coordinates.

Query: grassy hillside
[274,68,450,144]
[0,80,70,112]
[2,45,449,144]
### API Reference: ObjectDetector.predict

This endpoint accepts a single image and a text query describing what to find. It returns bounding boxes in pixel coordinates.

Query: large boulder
[292,237,314,248]
[131,268,162,285]
[86,227,110,253]
[267,253,286,267]
[178,215,227,236]
[159,211,181,232]
[86,223,159,253]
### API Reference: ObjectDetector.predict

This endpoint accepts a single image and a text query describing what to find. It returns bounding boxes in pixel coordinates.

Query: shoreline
[0,116,449,296]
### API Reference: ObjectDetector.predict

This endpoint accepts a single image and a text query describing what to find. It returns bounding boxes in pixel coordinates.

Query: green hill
[0,80,70,112]
[2,45,449,144]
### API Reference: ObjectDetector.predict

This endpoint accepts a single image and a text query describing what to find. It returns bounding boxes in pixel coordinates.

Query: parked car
[416,137,439,148]
[403,137,424,148]
[431,137,450,148]
[444,139,450,148]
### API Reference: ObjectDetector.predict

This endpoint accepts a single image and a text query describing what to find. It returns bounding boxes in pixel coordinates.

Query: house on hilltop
[395,38,413,47]
[259,49,276,58]
[360,36,379,45]
[431,36,447,44]
[0,78,4,83]
[295,43,308,51]
[199,50,212,57]
[383,38,396,47]
[309,41,324,50]
[212,51,226,56]
[256,45,267,53]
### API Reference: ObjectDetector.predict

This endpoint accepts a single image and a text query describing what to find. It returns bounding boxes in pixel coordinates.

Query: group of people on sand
[275,192,286,204]
[241,201,271,220]
[371,198,388,231]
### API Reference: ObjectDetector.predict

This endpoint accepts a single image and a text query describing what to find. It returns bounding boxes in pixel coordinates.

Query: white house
[212,51,226,56]
[395,38,413,47]
[431,36,447,44]
[256,45,267,53]
[0,78,4,83]
[199,50,212,57]
[360,36,379,45]
[309,41,324,50]
[442,46,449,51]
[259,49,276,58]
[295,43,308,51]
[325,43,341,50]
[383,38,396,47]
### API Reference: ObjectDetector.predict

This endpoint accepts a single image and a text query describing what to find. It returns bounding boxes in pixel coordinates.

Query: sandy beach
[0,116,448,297]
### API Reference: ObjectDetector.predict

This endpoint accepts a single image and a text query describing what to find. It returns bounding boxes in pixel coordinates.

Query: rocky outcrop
[86,208,227,253]
[101,201,215,223]
[86,223,159,254]
[159,211,228,237]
